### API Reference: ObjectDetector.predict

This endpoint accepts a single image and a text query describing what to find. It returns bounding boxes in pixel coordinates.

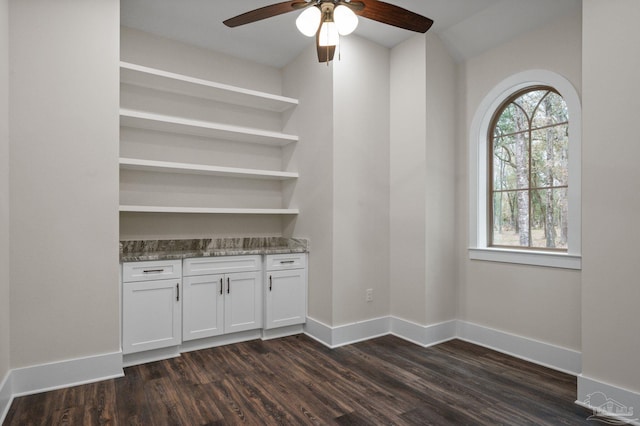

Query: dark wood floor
[4,335,593,425]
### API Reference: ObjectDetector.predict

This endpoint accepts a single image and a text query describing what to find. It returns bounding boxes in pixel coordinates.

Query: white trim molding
[11,351,123,398]
[468,69,582,269]
[577,375,640,426]
[304,316,580,376]
[457,321,581,375]
[390,317,457,347]
[0,371,12,425]
[304,316,390,349]
[469,247,581,270]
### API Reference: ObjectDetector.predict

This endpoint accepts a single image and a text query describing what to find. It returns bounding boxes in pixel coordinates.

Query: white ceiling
[121,0,581,68]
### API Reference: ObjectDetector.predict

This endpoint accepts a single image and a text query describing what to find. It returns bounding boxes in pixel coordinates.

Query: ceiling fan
[224,0,433,64]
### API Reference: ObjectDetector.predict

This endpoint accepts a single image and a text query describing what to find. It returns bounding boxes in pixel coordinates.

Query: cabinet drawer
[122,260,182,282]
[183,255,262,276]
[265,253,306,271]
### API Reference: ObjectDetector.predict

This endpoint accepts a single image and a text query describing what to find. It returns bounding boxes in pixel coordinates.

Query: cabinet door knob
[219,277,223,295]
[227,277,230,294]
[176,283,180,301]
[269,275,272,291]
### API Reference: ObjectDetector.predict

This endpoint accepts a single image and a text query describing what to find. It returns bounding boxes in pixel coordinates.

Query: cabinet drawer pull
[279,260,295,264]
[143,269,164,273]
[176,283,180,301]
[219,277,223,295]
[227,277,230,294]
[269,275,272,291]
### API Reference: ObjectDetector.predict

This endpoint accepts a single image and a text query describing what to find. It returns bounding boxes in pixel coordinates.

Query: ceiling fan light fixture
[296,6,321,37]
[333,5,358,36]
[318,20,340,47]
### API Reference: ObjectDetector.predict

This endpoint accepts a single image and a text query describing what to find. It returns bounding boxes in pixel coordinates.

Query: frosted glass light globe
[296,6,321,37]
[333,5,358,35]
[318,21,340,47]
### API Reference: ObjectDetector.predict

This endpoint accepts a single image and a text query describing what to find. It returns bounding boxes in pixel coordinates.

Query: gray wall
[390,33,457,325]
[9,0,120,368]
[332,36,390,326]
[0,0,9,389]
[284,35,391,327]
[581,0,640,395]
[283,43,335,325]
[456,13,583,351]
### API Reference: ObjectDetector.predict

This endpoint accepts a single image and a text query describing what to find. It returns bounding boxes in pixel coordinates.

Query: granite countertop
[120,237,309,262]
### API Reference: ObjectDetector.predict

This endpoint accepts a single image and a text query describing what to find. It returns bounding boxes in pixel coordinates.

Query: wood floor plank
[3,335,595,425]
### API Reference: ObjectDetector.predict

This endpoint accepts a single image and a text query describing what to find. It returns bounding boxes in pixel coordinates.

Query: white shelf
[120,62,299,113]
[120,109,298,146]
[120,206,300,215]
[119,158,299,180]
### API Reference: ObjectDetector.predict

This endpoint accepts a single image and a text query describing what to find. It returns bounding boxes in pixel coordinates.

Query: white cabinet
[182,273,224,340]
[182,256,262,341]
[264,254,307,329]
[122,260,182,354]
[122,252,307,361]
[224,271,262,334]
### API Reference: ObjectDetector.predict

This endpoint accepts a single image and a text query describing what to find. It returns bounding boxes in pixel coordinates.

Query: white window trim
[468,70,581,270]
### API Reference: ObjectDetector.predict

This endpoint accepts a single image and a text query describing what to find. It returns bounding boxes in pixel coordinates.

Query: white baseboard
[0,371,12,425]
[576,375,640,426]
[390,317,457,347]
[457,320,582,375]
[304,316,390,348]
[303,317,333,347]
[11,351,124,398]
[331,316,390,348]
[304,316,581,377]
[305,316,456,349]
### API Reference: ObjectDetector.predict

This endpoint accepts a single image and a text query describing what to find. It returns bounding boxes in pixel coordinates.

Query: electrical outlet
[366,288,373,302]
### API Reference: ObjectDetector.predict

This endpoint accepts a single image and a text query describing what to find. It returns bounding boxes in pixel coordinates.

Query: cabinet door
[122,279,181,354]
[182,274,224,341]
[224,271,262,334]
[265,269,307,329]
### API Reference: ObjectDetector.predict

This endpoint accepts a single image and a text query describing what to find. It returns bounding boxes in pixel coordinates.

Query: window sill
[468,247,581,270]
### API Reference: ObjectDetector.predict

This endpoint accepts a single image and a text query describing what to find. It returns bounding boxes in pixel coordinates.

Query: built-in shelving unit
[119,158,299,180]
[119,206,300,215]
[120,109,298,146]
[119,61,300,218]
[120,62,298,113]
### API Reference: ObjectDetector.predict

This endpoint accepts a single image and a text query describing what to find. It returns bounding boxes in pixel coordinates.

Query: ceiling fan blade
[317,45,336,63]
[356,0,433,33]
[223,1,308,28]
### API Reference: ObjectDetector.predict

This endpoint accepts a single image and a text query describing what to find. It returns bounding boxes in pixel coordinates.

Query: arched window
[468,70,581,269]
[489,87,568,250]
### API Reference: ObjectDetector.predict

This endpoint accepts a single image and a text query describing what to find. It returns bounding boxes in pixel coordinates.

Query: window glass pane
[489,86,569,251]
[493,135,514,190]
[530,188,568,249]
[492,190,530,247]
[514,90,548,119]
[493,133,529,190]
[532,91,568,129]
[531,125,569,187]
[494,103,528,137]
